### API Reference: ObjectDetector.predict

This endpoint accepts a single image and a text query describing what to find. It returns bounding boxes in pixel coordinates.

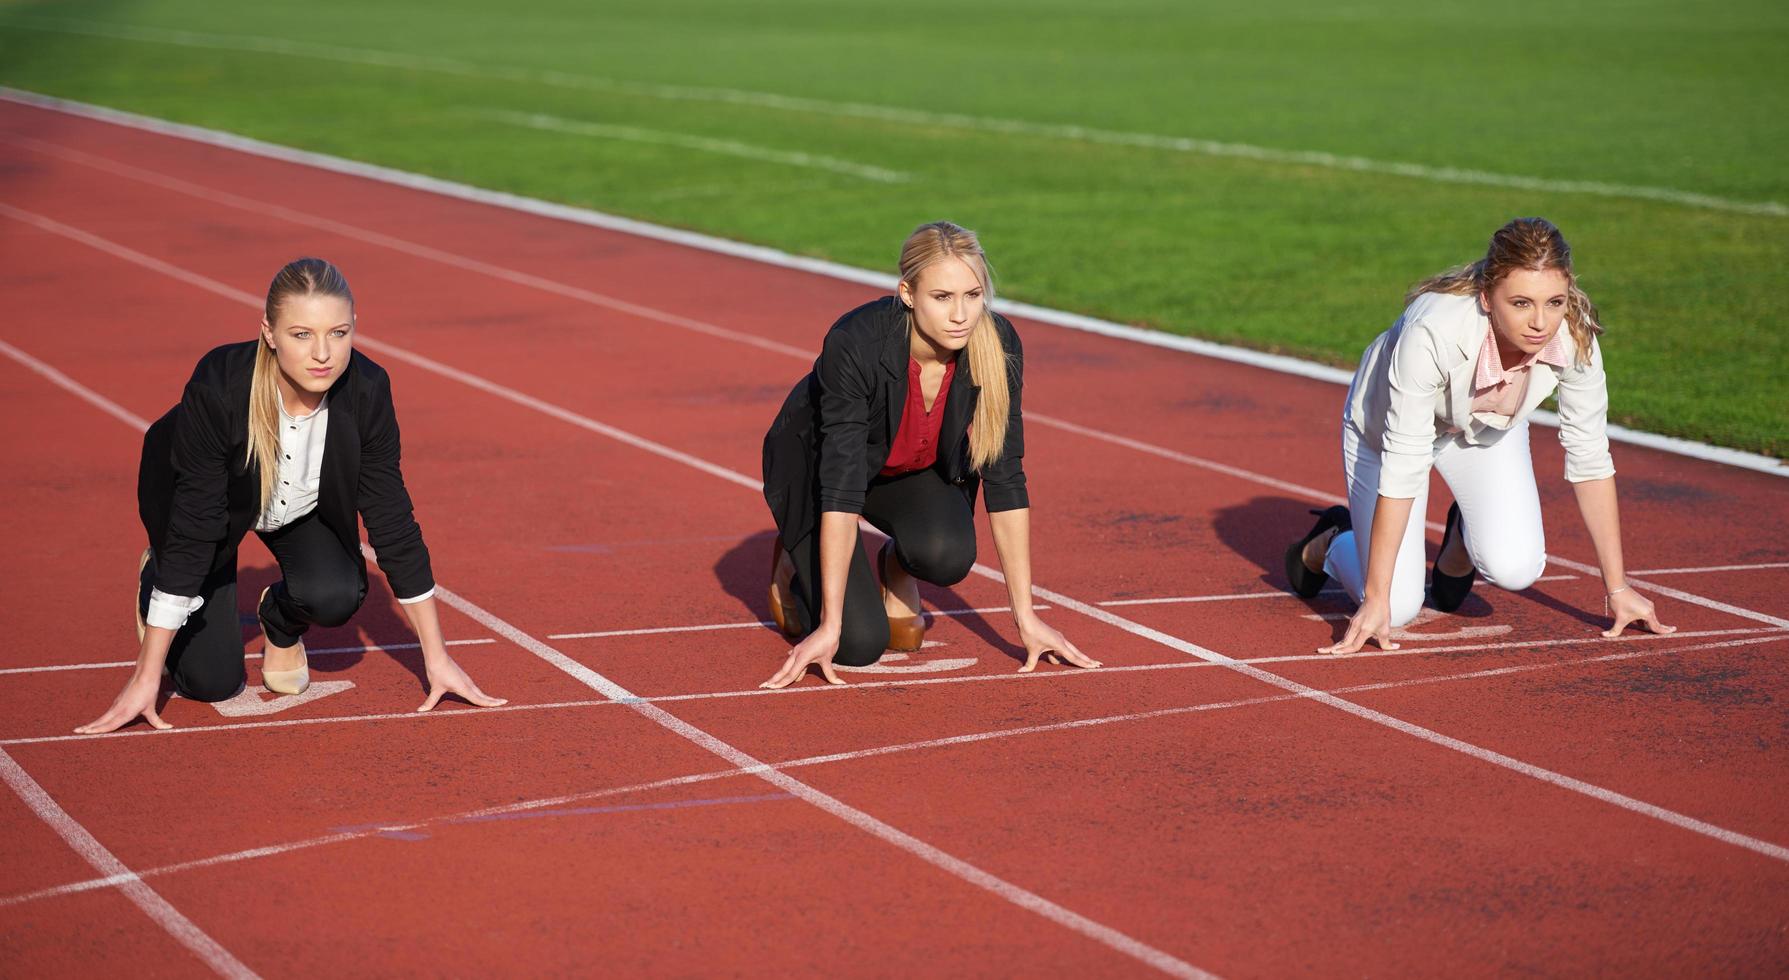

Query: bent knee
[175,666,244,703]
[898,538,975,587]
[834,617,889,668]
[1479,551,1546,592]
[288,581,364,628]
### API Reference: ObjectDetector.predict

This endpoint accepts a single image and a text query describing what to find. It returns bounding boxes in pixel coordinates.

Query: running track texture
[1,96,1787,977]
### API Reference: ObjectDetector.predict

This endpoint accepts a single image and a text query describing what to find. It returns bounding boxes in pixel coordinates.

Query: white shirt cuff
[396,587,436,605]
[145,589,204,631]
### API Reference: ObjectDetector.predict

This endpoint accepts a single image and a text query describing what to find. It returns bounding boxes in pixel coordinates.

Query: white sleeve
[1377,320,1447,499]
[395,587,436,605]
[145,589,205,631]
[1556,333,1615,483]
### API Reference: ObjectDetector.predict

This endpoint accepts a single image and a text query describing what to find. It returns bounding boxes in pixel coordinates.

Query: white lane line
[1629,562,1789,576]
[2,19,1783,217]
[418,590,1215,977]
[9,203,1788,868]
[7,133,1786,632]
[5,88,1783,479]
[1102,589,1344,607]
[1544,556,1789,631]
[478,110,908,183]
[0,638,497,677]
[0,749,257,977]
[7,627,1779,748]
[0,335,150,429]
[546,605,1041,640]
[9,630,1782,912]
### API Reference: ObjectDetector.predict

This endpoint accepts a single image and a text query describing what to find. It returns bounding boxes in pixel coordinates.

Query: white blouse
[144,394,433,631]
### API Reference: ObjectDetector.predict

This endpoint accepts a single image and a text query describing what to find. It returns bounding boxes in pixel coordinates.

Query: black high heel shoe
[1285,506,1352,598]
[1430,502,1477,612]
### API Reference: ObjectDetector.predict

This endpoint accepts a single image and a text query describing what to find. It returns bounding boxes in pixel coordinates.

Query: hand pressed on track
[1319,597,1401,656]
[1017,614,1100,672]
[75,673,171,734]
[761,625,845,689]
[417,653,508,712]
[1603,587,1674,639]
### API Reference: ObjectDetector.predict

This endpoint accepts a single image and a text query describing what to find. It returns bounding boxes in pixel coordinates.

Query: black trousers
[137,511,367,702]
[786,468,977,667]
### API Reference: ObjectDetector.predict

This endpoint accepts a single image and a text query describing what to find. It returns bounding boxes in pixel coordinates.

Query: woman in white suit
[1286,217,1674,654]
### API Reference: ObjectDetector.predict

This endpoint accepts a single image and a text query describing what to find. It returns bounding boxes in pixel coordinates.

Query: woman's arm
[1319,494,1412,655]
[761,511,854,689]
[988,507,1100,672]
[1572,476,1673,637]
[399,596,508,711]
[75,628,177,734]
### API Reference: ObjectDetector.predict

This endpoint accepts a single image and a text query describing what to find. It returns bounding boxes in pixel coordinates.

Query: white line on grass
[6,629,1782,912]
[2,19,1782,217]
[477,109,908,183]
[0,749,257,977]
[8,195,1788,867]
[2,88,1782,478]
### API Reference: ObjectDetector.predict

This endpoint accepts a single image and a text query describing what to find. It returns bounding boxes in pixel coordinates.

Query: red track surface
[2,98,1786,977]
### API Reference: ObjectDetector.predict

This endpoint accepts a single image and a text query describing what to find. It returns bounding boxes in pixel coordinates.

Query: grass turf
[1,0,1784,457]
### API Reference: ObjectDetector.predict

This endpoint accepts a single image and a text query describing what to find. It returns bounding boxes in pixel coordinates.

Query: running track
[1,95,1786,977]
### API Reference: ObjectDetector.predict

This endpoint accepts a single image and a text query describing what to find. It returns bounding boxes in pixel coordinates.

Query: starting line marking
[6,630,1782,914]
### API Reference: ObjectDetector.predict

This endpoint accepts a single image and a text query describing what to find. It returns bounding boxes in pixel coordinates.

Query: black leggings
[137,512,366,702]
[785,468,976,667]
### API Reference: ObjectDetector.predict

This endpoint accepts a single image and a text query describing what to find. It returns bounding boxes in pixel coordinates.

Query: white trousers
[1323,419,1548,627]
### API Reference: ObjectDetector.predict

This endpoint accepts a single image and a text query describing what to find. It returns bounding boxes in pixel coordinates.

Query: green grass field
[3,0,1784,457]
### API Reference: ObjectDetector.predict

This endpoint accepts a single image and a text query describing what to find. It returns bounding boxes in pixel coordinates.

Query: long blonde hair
[249,258,354,511]
[898,221,1012,470]
[1406,217,1602,366]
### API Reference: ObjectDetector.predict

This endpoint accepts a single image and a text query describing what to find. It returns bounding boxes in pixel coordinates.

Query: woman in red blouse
[758,222,1098,688]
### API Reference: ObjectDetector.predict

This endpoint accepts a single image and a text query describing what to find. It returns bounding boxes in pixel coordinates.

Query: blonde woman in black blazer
[78,259,503,734]
[760,222,1098,688]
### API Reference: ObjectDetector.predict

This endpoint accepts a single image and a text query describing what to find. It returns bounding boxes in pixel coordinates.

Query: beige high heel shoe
[767,538,801,638]
[135,548,151,643]
[880,541,925,652]
[257,586,310,695]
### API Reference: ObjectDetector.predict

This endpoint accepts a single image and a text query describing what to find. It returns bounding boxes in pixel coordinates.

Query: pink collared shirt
[1469,327,1571,424]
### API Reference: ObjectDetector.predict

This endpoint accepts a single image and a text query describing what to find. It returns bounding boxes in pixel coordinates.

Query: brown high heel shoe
[880,540,925,652]
[767,537,800,638]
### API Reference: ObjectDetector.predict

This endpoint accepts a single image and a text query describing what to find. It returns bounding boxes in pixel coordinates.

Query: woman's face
[261,293,354,396]
[1481,267,1569,357]
[899,256,985,355]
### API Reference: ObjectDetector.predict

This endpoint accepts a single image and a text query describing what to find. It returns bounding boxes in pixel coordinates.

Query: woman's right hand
[761,625,846,690]
[1319,597,1401,656]
[75,672,172,734]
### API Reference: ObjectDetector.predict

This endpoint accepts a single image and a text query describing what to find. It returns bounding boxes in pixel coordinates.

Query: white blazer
[1344,291,1614,499]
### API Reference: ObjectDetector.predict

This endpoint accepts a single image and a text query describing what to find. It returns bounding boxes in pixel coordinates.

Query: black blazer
[137,341,433,600]
[761,297,1028,548]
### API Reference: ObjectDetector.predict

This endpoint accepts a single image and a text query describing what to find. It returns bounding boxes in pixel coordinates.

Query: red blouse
[879,357,956,477]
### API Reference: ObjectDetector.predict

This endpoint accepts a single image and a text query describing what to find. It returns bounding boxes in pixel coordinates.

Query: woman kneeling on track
[1286,217,1674,655]
[77,258,504,734]
[759,221,1099,688]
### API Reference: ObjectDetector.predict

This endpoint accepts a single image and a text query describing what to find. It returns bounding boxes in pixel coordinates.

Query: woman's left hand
[417,654,508,711]
[1016,613,1101,672]
[1603,587,1675,638]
